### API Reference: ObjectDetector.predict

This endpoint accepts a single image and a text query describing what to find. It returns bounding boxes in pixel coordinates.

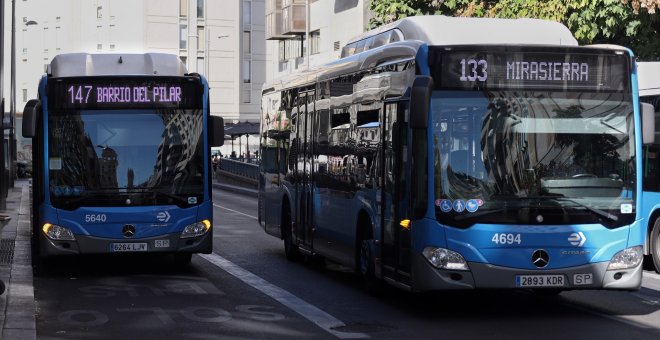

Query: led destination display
[49,77,201,109]
[431,47,630,92]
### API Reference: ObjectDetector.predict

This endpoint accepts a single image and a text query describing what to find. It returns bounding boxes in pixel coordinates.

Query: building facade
[264,0,371,83]
[2,0,265,123]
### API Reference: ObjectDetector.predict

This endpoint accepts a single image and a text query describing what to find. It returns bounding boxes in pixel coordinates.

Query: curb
[212,182,258,197]
[1,182,36,340]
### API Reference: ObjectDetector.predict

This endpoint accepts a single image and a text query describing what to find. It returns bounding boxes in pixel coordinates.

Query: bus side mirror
[22,99,41,138]
[410,76,433,130]
[642,102,655,145]
[210,115,225,147]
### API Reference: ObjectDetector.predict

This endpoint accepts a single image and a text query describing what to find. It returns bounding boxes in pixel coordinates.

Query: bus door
[295,91,315,251]
[380,101,411,284]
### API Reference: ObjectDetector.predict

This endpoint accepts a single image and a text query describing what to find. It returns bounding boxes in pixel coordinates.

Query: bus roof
[49,53,188,78]
[638,61,660,97]
[344,15,577,55]
[266,15,582,94]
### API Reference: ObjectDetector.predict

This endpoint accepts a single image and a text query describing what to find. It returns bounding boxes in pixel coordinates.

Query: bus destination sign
[49,78,201,109]
[432,47,629,92]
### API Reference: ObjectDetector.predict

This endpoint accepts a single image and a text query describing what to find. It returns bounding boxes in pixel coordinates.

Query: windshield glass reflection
[48,109,203,209]
[432,91,635,227]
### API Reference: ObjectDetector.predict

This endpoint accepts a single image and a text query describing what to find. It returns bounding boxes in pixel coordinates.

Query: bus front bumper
[410,252,643,292]
[37,231,212,257]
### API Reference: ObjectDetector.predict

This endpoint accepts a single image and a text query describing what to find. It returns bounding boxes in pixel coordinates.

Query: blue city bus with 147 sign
[22,53,224,265]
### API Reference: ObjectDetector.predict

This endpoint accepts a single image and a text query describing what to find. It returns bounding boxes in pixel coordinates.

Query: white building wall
[3,0,265,126]
[266,0,368,85]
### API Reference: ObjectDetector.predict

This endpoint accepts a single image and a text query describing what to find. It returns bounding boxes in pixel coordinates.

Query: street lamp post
[9,0,37,191]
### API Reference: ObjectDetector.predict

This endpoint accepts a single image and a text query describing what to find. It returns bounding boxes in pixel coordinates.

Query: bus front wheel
[651,219,660,273]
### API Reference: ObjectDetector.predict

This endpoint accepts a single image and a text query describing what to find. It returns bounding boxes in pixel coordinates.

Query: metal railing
[216,158,259,181]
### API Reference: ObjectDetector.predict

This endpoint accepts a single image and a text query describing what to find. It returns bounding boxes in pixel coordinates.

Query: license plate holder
[516,274,566,287]
[111,242,148,252]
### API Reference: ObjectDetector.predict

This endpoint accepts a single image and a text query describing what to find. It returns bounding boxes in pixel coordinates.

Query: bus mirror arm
[210,116,225,147]
[641,103,655,145]
[22,99,41,138]
[410,76,433,130]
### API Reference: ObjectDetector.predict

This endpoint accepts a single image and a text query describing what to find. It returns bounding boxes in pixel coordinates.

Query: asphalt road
[32,187,660,339]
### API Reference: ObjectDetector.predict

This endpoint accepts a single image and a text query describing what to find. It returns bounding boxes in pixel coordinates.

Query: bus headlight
[42,223,76,241]
[422,247,469,271]
[607,246,643,271]
[181,220,211,238]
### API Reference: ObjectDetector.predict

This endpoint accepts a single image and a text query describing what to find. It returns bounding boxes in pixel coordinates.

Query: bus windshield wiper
[488,194,618,223]
[547,197,618,223]
[124,188,190,205]
[61,188,190,207]
[517,195,618,223]
[453,208,508,221]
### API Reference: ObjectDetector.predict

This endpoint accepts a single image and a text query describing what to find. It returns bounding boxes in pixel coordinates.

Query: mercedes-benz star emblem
[122,225,136,238]
[531,249,549,268]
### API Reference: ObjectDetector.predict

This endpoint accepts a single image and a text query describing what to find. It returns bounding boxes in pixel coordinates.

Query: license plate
[516,275,565,287]
[111,243,148,252]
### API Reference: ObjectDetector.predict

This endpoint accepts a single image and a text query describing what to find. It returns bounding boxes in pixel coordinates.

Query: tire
[651,219,660,274]
[282,206,301,262]
[358,235,383,294]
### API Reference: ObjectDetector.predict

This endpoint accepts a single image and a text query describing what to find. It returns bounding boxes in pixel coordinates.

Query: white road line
[644,271,660,281]
[214,204,258,220]
[200,253,369,339]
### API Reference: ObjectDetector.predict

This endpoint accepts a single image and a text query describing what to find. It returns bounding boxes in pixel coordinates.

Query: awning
[224,121,260,137]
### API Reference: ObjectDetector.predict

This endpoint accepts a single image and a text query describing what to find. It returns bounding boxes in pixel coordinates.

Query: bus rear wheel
[282,207,301,262]
[651,219,660,273]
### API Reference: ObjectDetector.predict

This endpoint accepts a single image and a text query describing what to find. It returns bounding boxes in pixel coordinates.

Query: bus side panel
[641,192,660,254]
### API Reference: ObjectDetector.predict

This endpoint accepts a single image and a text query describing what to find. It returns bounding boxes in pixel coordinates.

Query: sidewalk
[0,179,36,340]
[0,178,248,340]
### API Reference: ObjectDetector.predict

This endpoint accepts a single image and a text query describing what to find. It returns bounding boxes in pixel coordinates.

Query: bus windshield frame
[428,46,636,229]
[46,76,205,210]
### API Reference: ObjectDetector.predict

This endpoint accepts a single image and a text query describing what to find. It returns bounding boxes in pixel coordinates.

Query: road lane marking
[644,271,660,281]
[200,253,369,339]
[214,204,258,220]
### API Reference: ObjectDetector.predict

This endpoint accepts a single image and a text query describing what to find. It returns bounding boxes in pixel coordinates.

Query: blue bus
[22,53,224,265]
[639,61,660,273]
[258,16,655,292]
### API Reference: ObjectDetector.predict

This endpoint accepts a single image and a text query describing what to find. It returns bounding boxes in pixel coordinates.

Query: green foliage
[369,0,659,59]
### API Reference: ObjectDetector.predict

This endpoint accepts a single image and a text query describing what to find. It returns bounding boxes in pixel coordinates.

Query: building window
[243,87,251,103]
[197,57,205,75]
[311,30,320,55]
[279,39,303,61]
[243,60,251,83]
[243,31,251,54]
[97,6,102,19]
[22,48,27,54]
[279,41,286,61]
[97,43,102,51]
[110,44,116,50]
[180,0,188,16]
[22,89,27,103]
[198,26,205,51]
[243,1,251,26]
[180,56,187,67]
[197,0,204,18]
[180,23,188,49]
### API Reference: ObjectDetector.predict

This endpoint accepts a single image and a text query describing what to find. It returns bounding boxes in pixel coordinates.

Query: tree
[369,0,659,59]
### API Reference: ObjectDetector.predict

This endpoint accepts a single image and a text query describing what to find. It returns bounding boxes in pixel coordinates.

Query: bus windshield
[48,109,204,209]
[432,90,636,227]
